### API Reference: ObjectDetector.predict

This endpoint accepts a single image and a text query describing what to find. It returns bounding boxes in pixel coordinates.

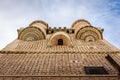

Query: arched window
[88,39,93,42]
[58,39,63,45]
[85,36,95,42]
[50,31,71,46]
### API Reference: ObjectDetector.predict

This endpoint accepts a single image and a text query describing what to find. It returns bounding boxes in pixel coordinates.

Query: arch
[29,20,48,29]
[85,35,96,42]
[49,31,71,46]
[76,26,103,41]
[18,26,45,41]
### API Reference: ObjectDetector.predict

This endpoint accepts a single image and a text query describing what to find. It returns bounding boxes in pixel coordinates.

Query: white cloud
[0,0,120,49]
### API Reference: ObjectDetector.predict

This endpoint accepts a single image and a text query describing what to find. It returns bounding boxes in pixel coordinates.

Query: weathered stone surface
[0,19,120,80]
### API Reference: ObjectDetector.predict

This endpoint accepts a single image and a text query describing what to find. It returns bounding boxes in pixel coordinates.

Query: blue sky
[0,0,120,50]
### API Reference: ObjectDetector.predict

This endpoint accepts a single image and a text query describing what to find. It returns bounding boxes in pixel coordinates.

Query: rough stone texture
[0,53,119,75]
[0,19,120,80]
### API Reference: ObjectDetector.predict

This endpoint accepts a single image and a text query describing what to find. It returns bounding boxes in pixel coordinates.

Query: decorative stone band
[0,50,119,54]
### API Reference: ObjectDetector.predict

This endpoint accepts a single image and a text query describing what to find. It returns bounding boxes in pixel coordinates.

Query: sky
[0,0,120,50]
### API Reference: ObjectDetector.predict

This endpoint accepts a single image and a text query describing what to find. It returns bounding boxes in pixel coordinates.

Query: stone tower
[0,19,120,80]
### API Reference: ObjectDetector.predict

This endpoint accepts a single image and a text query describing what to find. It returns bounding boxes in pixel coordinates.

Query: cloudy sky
[0,0,120,50]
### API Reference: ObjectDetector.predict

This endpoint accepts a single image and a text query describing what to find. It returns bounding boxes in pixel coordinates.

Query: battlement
[47,27,74,34]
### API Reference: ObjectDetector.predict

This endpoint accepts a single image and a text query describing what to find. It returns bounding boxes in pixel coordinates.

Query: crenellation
[46,27,74,34]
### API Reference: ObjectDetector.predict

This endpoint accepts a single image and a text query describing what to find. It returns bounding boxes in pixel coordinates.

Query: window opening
[58,39,63,45]
[84,66,108,74]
